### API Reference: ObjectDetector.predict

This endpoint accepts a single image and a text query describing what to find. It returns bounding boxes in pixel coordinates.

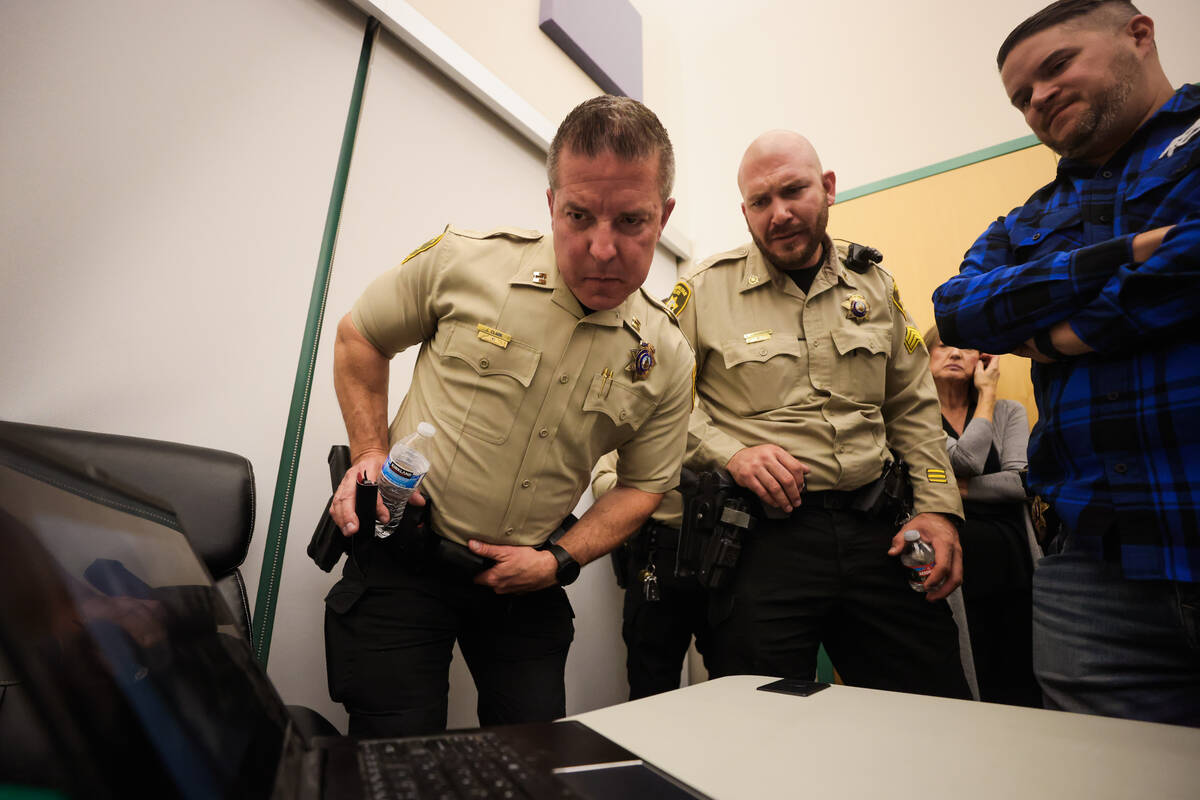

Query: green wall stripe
[836,134,1042,204]
[252,17,379,666]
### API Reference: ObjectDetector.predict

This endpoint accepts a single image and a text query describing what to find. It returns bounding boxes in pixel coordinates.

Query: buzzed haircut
[547,95,675,202]
[997,0,1141,70]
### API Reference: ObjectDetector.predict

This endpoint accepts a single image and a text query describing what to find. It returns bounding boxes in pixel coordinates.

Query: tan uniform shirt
[592,450,683,527]
[671,238,962,518]
[352,226,694,547]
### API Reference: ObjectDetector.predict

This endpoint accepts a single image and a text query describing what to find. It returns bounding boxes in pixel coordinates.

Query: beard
[750,201,830,271]
[1043,51,1139,160]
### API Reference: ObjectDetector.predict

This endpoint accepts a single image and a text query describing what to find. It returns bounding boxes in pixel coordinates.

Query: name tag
[476,324,512,349]
[743,329,773,344]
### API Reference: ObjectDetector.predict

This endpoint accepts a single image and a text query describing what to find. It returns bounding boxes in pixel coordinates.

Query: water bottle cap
[903,529,920,542]
[417,422,436,438]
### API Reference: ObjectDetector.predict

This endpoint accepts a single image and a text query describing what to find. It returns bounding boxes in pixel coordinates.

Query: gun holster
[308,446,353,572]
[850,454,914,526]
[677,467,756,589]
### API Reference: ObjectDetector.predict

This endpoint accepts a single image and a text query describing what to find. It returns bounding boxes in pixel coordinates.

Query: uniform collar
[507,236,626,328]
[742,236,854,298]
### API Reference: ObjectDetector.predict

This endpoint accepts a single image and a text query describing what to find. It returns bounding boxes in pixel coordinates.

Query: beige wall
[831,145,1063,424]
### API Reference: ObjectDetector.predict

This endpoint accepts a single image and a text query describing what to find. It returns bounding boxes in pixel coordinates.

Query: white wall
[0,0,366,622]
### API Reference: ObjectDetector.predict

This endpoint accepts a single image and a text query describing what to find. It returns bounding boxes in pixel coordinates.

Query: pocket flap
[721,334,802,369]
[1011,205,1081,248]
[583,374,654,430]
[324,579,367,615]
[830,326,889,356]
[442,322,541,387]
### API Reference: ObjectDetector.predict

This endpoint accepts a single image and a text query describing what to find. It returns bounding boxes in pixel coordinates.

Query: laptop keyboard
[358,731,582,799]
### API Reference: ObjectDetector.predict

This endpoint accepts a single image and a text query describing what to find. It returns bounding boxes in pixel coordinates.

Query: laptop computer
[0,433,708,799]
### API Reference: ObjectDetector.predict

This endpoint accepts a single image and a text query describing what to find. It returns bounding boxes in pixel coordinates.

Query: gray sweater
[944,398,1028,504]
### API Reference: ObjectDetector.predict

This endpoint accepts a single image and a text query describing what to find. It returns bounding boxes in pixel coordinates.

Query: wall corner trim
[837,134,1044,204]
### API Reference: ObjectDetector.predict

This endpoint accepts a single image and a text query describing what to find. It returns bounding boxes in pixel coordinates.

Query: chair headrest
[0,421,254,578]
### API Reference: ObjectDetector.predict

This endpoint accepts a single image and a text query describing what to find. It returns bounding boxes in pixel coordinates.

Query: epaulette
[450,225,543,242]
[688,244,751,277]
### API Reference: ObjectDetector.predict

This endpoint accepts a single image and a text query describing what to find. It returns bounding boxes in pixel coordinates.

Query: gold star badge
[842,294,870,322]
[627,341,656,381]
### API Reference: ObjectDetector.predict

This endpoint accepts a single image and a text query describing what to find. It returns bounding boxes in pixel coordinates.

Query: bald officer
[671,130,970,698]
[326,96,693,737]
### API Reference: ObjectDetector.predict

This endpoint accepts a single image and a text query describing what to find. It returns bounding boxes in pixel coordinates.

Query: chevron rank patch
[401,231,445,264]
[926,468,948,484]
[904,325,922,354]
[664,281,691,318]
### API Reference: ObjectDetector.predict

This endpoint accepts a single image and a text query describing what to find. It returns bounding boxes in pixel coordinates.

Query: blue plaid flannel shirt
[933,84,1200,582]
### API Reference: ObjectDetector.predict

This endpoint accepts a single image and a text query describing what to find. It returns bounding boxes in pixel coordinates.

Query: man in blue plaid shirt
[933,0,1199,726]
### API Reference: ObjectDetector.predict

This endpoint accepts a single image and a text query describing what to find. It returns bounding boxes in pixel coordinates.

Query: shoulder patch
[641,288,682,327]
[401,229,446,264]
[891,281,907,317]
[663,281,692,317]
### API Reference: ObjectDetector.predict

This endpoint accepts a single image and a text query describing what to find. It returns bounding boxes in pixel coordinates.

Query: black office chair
[0,420,337,769]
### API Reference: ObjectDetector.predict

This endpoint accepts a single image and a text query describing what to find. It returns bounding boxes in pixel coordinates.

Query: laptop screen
[0,442,291,799]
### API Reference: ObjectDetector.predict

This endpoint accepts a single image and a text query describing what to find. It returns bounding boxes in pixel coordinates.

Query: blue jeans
[1032,549,1200,726]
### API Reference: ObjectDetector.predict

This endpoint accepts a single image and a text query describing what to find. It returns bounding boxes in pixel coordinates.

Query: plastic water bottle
[900,529,936,592]
[375,422,435,538]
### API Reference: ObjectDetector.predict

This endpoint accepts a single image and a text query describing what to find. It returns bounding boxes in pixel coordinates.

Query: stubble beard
[752,202,830,271]
[1046,52,1139,160]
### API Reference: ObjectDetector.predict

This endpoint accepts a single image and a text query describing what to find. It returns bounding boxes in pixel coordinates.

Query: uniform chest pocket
[829,326,889,405]
[582,374,654,446]
[436,321,541,444]
[718,333,806,415]
[1010,206,1083,254]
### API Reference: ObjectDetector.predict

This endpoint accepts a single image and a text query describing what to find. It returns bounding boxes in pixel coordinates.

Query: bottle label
[908,563,934,582]
[382,459,423,489]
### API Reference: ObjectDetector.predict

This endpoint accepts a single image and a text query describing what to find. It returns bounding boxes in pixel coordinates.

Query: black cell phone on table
[757,678,830,697]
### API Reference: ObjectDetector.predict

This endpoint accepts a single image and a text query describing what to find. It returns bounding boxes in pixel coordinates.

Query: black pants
[622,575,713,700]
[708,506,971,699]
[959,504,1041,707]
[324,535,574,737]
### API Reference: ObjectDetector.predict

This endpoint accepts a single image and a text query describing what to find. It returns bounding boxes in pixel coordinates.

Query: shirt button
[1031,232,1042,241]
[559,375,569,384]
[504,527,514,536]
[479,357,490,369]
[1114,463,1128,474]
[1102,170,1113,178]
[619,409,628,421]
[538,428,549,438]
[521,479,531,488]
[1107,392,1120,401]
[1099,214,1110,223]
[759,347,768,356]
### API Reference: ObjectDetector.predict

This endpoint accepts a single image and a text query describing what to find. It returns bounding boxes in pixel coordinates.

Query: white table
[572,676,1200,799]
